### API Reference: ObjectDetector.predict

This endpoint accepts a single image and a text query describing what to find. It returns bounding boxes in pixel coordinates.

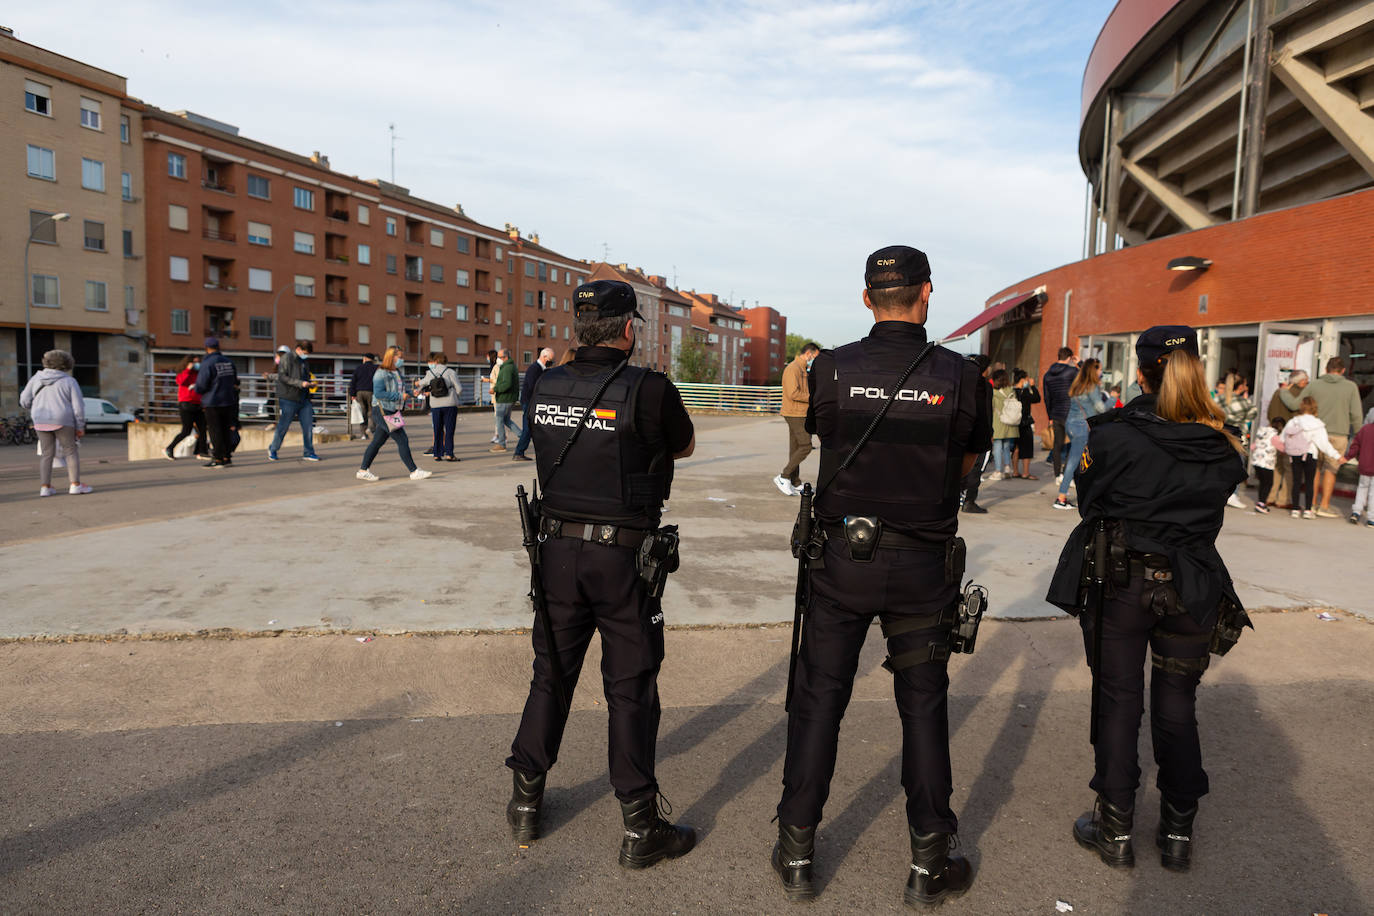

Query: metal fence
[674,383,782,413]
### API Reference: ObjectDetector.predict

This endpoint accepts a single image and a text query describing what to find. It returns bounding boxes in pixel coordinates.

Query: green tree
[673,336,720,383]
[785,332,821,362]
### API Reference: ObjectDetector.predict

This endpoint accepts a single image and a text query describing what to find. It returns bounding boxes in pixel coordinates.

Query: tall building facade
[1,29,146,413]
[739,305,786,385]
[586,262,667,372]
[682,290,746,384]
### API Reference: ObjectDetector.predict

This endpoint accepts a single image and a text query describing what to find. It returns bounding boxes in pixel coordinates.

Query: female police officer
[1046,326,1250,873]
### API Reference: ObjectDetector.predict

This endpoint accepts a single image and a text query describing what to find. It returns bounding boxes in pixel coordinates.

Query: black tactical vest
[815,342,966,527]
[531,361,665,528]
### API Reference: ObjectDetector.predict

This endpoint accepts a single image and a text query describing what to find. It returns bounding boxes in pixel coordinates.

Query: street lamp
[270,282,294,354]
[23,212,71,383]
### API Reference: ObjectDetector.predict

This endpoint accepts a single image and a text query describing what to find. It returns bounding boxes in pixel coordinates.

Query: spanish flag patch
[592,408,617,420]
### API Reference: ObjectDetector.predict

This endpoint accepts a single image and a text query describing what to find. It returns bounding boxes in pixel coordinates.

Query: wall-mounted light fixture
[1167,256,1212,271]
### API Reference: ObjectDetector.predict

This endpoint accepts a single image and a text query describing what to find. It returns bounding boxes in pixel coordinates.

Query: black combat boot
[771,824,817,901]
[618,795,697,869]
[1156,798,1197,872]
[506,769,545,845]
[1073,795,1135,868]
[904,829,973,908]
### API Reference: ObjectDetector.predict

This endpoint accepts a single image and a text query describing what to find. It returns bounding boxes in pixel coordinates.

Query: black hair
[991,368,1009,388]
[1013,368,1028,382]
[1057,346,1074,360]
[867,274,927,313]
[801,341,820,354]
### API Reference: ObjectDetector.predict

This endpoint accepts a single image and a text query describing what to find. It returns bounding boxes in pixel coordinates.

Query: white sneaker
[982,471,1004,482]
[1290,509,1301,518]
[773,475,796,496]
[39,486,57,497]
[356,469,379,481]
[69,483,93,495]
[1302,509,1314,519]
[409,468,433,480]
[1226,493,1246,509]
[1055,474,1064,486]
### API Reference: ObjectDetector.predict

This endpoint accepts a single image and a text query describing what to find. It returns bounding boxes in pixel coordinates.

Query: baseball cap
[865,245,932,290]
[574,280,643,319]
[1136,325,1199,365]
[276,345,290,353]
[204,337,220,349]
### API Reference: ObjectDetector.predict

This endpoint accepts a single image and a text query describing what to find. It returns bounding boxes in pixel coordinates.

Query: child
[1280,397,1345,519]
[1345,407,1374,526]
[1251,417,1282,514]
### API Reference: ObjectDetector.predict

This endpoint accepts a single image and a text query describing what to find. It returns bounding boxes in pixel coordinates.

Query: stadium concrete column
[1103,92,1124,251]
[1240,0,1274,218]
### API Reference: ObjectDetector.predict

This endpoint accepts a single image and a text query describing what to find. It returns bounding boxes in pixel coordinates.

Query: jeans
[513,406,534,456]
[362,405,416,472]
[1059,429,1089,496]
[168,403,208,456]
[1355,474,1374,517]
[269,398,315,457]
[991,438,1015,473]
[494,402,520,447]
[430,405,457,458]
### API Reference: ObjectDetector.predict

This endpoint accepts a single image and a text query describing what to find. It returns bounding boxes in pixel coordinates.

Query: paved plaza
[1,415,1371,913]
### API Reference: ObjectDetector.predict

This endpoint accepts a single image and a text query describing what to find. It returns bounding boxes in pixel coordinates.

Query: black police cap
[865,245,932,290]
[1136,325,1199,366]
[574,280,644,320]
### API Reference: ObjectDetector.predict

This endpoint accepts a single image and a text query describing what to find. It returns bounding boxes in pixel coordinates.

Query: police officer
[1046,326,1250,873]
[773,246,992,907]
[505,279,698,869]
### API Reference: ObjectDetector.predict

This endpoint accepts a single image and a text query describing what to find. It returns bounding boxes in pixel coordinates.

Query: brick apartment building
[586,262,667,372]
[738,305,786,385]
[681,290,746,384]
[1,29,147,413]
[647,275,694,375]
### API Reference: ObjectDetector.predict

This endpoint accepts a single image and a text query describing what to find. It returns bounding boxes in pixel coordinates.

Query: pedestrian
[959,354,993,514]
[512,347,555,462]
[1046,325,1251,875]
[349,352,378,440]
[164,355,208,460]
[490,349,521,452]
[486,348,500,440]
[506,279,698,868]
[1265,369,1306,508]
[989,368,1018,479]
[19,349,92,496]
[771,246,990,906]
[1216,373,1258,508]
[1011,368,1041,479]
[1280,397,1346,519]
[1043,346,1079,481]
[1053,358,1110,510]
[1250,417,1282,513]
[1300,357,1362,517]
[1345,408,1374,525]
[267,341,321,462]
[355,347,433,482]
[416,352,463,462]
[194,337,238,468]
[775,341,820,495]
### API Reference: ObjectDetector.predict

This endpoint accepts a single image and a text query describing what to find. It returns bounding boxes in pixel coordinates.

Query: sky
[15,0,1112,349]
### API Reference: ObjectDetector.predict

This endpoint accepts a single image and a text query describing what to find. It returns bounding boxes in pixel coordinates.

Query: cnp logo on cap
[1136,325,1199,365]
[573,280,644,319]
[865,246,932,290]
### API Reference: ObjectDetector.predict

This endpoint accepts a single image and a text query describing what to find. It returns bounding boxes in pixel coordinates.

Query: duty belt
[539,516,650,550]
[819,522,943,552]
[1127,553,1173,582]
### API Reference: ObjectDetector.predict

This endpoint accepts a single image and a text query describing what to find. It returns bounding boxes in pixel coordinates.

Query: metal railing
[674,383,782,413]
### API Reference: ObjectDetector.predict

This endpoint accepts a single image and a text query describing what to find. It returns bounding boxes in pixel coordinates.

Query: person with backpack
[1012,369,1041,479]
[415,352,462,462]
[1280,397,1345,519]
[989,369,1019,480]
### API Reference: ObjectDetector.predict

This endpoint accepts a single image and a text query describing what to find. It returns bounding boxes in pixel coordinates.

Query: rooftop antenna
[602,242,610,261]
[389,123,402,184]
[672,264,677,287]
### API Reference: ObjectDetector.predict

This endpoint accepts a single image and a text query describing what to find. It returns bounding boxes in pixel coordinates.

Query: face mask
[192,362,200,370]
[806,357,815,369]
[396,358,405,368]
[428,363,437,372]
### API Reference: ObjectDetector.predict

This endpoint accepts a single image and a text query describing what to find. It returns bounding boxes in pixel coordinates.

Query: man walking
[268,341,321,462]
[1302,357,1363,516]
[1042,347,1078,482]
[194,337,239,468]
[490,349,521,452]
[349,353,378,440]
[512,347,555,461]
[775,341,819,495]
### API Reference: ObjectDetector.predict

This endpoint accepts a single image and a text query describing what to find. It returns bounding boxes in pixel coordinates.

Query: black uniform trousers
[1079,575,1212,812]
[779,538,958,834]
[203,405,234,462]
[961,452,987,505]
[507,536,665,803]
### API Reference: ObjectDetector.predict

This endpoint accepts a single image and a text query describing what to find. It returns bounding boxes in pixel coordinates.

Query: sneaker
[773,475,796,496]
[490,436,499,444]
[1055,474,1064,486]
[1314,507,1339,518]
[489,444,507,453]
[39,486,57,497]
[982,471,1004,482]
[1053,498,1074,510]
[303,454,322,462]
[69,483,93,495]
[513,454,533,462]
[1350,513,1361,525]
[443,456,461,462]
[1366,520,1374,528]
[1303,509,1315,519]
[1290,509,1301,518]
[1254,503,1269,514]
[422,448,434,456]
[962,501,988,514]
[1226,493,1246,509]
[267,452,279,461]
[203,460,225,468]
[356,469,379,481]
[409,468,433,480]
[163,447,175,461]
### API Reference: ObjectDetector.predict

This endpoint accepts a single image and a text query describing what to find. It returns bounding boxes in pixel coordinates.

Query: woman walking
[989,369,1018,480]
[1054,358,1110,509]
[1046,326,1250,874]
[356,347,433,482]
[416,352,462,462]
[1280,397,1345,519]
[19,349,92,496]
[164,355,208,460]
[1012,369,1041,479]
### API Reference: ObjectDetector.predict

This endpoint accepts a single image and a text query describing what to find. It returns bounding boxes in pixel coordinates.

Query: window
[249,317,272,339]
[32,275,59,308]
[495,309,502,324]
[430,263,443,283]
[167,152,186,179]
[121,171,133,201]
[85,280,108,312]
[169,256,189,281]
[549,323,557,337]
[294,275,315,296]
[293,186,314,210]
[83,220,105,252]
[357,204,370,225]
[524,261,535,278]
[385,254,397,275]
[565,326,571,340]
[429,227,444,247]
[294,231,315,255]
[248,268,272,292]
[430,335,444,353]
[455,269,470,287]
[357,244,371,265]
[523,351,533,365]
[295,319,316,341]
[494,277,502,293]
[550,268,559,283]
[246,174,270,199]
[523,321,534,336]
[171,309,189,333]
[455,337,470,355]
[26,144,55,180]
[430,301,445,318]
[386,332,397,348]
[455,234,469,254]
[123,229,134,257]
[386,294,397,314]
[24,79,51,115]
[358,324,370,344]
[28,211,57,244]
[507,258,514,273]
[454,304,469,320]
[567,274,574,286]
[120,114,130,143]
[80,158,106,191]
[385,216,397,236]
[125,285,135,316]
[523,291,534,307]
[247,221,271,246]
[79,97,102,130]
[168,204,188,231]
[537,262,547,281]
[495,245,504,261]
[357,283,370,304]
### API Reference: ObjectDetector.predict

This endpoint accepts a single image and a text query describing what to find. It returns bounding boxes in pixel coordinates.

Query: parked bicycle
[1,415,37,445]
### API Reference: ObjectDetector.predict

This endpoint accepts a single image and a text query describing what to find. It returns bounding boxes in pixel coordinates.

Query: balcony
[203,227,236,243]
[325,191,349,222]
[404,269,423,283]
[325,288,349,306]
[202,178,234,195]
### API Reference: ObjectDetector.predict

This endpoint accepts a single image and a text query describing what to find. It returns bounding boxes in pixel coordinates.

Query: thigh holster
[879,606,955,672]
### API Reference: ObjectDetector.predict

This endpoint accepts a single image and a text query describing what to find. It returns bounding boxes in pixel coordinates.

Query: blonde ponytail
[1155,350,1243,454]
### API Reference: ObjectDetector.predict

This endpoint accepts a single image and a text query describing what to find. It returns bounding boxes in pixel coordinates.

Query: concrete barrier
[127,422,350,461]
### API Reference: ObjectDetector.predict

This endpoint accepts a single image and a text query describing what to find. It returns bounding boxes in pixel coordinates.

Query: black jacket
[1046,394,1248,627]
[194,352,238,408]
[349,361,378,397]
[521,360,545,407]
[1015,384,1041,429]
[1043,362,1077,422]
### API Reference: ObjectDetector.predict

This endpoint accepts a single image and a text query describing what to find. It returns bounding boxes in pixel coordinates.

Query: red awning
[943,291,1039,341]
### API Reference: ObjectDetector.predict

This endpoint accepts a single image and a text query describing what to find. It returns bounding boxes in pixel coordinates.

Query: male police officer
[506,279,698,869]
[773,246,992,907]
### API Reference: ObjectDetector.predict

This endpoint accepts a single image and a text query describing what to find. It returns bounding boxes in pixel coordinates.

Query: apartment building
[647,275,694,375]
[505,229,589,367]
[1,28,146,413]
[586,262,675,373]
[738,305,786,385]
[682,290,746,384]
